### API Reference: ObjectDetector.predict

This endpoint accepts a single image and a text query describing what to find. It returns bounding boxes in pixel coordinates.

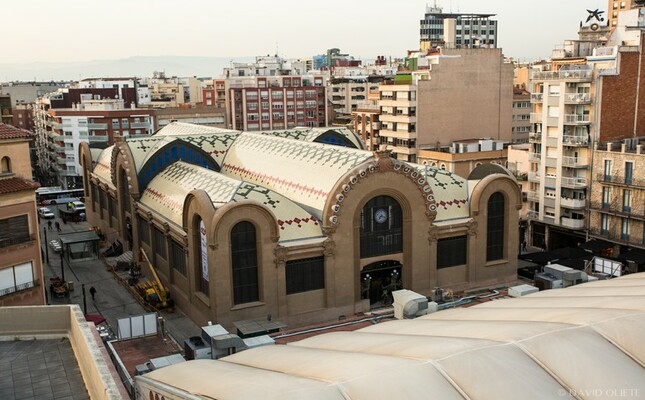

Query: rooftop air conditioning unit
[392,289,437,319]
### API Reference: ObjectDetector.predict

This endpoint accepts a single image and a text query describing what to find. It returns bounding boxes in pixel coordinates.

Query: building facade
[378,81,418,162]
[512,87,531,143]
[153,106,227,130]
[0,94,12,125]
[228,75,328,131]
[417,139,507,179]
[81,122,521,331]
[589,142,645,250]
[0,124,44,306]
[420,5,498,51]
[37,98,154,188]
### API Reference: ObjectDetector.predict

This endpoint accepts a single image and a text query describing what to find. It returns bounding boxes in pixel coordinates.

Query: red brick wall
[599,36,645,142]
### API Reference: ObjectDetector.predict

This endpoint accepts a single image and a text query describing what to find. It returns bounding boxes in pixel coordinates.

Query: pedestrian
[47,220,52,230]
[55,221,61,232]
[89,286,96,300]
[521,240,527,252]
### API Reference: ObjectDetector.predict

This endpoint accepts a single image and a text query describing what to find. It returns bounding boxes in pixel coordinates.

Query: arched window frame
[486,192,505,261]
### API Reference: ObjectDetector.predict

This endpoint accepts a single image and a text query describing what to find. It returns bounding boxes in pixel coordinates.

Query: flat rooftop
[110,335,182,376]
[0,339,89,399]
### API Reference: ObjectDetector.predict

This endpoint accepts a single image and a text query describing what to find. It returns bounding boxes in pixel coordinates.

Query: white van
[70,201,86,213]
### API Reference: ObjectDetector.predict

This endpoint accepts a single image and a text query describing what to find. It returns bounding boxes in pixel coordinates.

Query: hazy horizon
[2,0,607,80]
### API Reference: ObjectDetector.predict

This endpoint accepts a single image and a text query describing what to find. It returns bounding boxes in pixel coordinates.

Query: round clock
[374,208,388,224]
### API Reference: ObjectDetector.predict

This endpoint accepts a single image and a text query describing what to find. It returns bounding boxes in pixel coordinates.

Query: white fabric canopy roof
[139,273,645,400]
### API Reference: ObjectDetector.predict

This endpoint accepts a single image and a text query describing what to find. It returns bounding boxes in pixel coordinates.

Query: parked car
[69,201,85,213]
[38,207,55,219]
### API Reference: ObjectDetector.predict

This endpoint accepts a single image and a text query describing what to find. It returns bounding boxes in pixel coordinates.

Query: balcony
[530,113,543,123]
[561,177,587,189]
[529,132,542,142]
[527,211,539,220]
[528,172,541,182]
[0,279,39,298]
[597,173,645,189]
[561,156,588,168]
[87,123,108,130]
[561,217,585,230]
[564,114,590,125]
[561,197,586,209]
[528,153,541,163]
[527,191,540,201]
[131,122,151,129]
[564,93,591,104]
[79,135,109,143]
[531,70,593,81]
[562,135,588,146]
[530,93,543,103]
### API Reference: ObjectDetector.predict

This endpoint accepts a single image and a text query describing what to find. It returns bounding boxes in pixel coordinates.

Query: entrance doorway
[360,260,402,308]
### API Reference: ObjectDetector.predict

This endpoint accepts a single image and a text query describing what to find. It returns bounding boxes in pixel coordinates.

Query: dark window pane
[231,221,258,304]
[171,240,186,276]
[437,236,468,269]
[286,257,325,294]
[487,192,505,261]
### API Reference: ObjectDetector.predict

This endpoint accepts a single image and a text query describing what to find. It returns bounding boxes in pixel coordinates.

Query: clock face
[374,208,388,224]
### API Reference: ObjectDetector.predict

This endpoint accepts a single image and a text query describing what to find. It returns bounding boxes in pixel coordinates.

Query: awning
[59,230,100,245]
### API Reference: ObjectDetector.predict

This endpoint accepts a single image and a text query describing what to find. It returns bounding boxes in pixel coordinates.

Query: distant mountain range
[0,56,255,82]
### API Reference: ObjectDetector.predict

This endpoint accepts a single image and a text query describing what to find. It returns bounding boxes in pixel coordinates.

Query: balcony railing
[561,156,587,168]
[527,211,539,220]
[561,197,586,209]
[527,191,540,201]
[529,132,542,142]
[561,177,587,188]
[0,279,39,298]
[564,114,590,124]
[531,70,593,81]
[562,135,588,146]
[528,153,541,162]
[564,93,591,104]
[561,217,585,230]
[131,122,151,129]
[528,172,541,182]
[530,93,543,103]
[87,123,108,130]
[79,135,109,143]
[590,201,645,220]
[530,113,543,123]
[597,173,645,188]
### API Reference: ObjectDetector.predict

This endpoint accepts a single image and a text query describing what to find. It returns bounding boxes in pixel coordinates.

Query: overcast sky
[6,0,607,64]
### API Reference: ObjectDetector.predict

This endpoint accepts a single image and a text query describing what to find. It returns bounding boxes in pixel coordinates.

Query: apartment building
[12,104,34,132]
[527,7,645,249]
[35,97,154,188]
[420,5,498,51]
[608,0,636,28]
[0,124,44,306]
[512,87,531,143]
[352,91,381,151]
[589,142,645,250]
[228,75,327,131]
[378,76,419,162]
[0,94,11,125]
[0,81,66,107]
[153,106,227,130]
[201,79,227,108]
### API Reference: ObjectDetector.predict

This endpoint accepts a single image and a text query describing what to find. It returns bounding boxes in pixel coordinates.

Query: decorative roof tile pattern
[415,165,469,221]
[127,132,240,174]
[222,133,372,218]
[308,127,365,149]
[0,124,33,140]
[139,162,323,241]
[0,177,39,194]
[256,127,365,150]
[153,122,239,136]
[93,145,116,189]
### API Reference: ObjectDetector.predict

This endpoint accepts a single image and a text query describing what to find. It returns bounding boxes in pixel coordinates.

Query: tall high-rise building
[419,5,498,51]
[608,0,636,28]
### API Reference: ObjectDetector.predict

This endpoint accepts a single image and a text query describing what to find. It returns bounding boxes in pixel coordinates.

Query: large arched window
[195,217,209,296]
[486,192,505,261]
[360,195,403,258]
[1,156,11,173]
[231,221,259,304]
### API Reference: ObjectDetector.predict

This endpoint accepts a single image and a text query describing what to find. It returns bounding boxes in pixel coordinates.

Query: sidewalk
[41,207,200,347]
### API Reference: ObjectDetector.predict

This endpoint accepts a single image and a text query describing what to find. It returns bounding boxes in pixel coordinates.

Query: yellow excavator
[136,249,173,311]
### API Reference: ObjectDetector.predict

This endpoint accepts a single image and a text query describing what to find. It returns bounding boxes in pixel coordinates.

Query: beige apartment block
[378,83,418,162]
[416,48,513,147]
[589,142,645,250]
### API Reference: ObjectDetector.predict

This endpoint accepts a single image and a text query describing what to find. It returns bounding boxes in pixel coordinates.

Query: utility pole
[60,249,65,282]
[43,226,49,265]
